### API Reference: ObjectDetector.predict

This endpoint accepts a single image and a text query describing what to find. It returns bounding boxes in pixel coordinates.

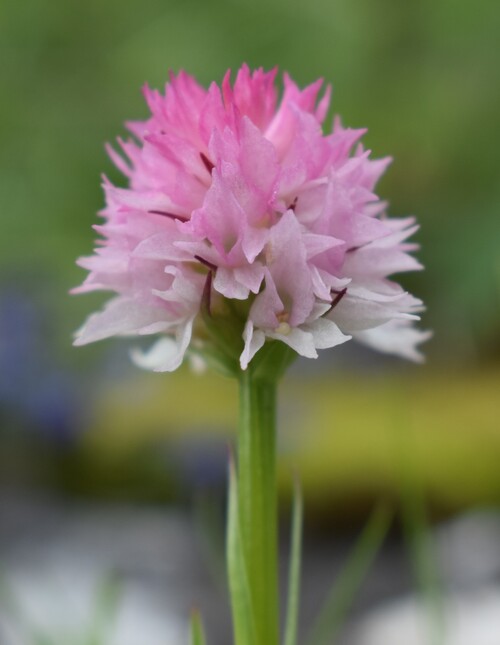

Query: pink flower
[74,65,430,371]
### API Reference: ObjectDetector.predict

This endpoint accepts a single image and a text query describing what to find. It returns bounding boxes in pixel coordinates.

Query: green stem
[237,367,279,645]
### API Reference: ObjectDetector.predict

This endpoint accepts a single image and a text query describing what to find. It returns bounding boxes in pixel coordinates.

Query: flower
[73,65,430,372]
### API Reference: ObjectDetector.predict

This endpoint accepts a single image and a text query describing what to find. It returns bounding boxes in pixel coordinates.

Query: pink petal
[74,297,170,346]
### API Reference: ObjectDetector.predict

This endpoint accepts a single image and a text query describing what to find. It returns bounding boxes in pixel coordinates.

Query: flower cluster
[74,65,429,371]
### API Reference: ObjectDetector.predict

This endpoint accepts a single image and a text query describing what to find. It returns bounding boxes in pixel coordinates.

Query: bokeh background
[0,0,499,643]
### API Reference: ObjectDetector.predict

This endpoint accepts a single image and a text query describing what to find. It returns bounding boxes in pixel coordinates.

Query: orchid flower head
[74,65,430,373]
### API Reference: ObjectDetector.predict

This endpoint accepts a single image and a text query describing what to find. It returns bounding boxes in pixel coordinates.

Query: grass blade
[283,477,303,645]
[227,454,256,645]
[189,609,208,645]
[306,504,391,645]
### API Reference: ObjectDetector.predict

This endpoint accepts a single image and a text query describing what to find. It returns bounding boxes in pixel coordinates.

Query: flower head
[74,65,430,372]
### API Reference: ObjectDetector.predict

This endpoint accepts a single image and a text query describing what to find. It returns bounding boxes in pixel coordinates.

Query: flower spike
[74,66,429,369]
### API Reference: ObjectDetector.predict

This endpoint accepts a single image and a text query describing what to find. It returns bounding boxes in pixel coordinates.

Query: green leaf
[226,454,256,645]
[283,477,303,645]
[306,504,392,645]
[189,609,208,645]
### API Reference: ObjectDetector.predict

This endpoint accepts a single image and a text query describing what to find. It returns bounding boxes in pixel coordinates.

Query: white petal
[131,317,194,372]
[331,295,419,332]
[130,337,179,370]
[303,317,351,349]
[214,267,250,300]
[343,247,423,277]
[241,225,270,263]
[310,266,333,301]
[234,264,265,294]
[353,320,432,362]
[347,284,406,302]
[310,301,333,318]
[155,266,203,305]
[240,321,266,369]
[267,327,318,359]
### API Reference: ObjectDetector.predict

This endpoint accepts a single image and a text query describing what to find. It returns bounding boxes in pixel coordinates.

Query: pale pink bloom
[74,65,430,371]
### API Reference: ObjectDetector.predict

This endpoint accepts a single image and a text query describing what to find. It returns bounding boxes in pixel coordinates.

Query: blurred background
[0,0,499,643]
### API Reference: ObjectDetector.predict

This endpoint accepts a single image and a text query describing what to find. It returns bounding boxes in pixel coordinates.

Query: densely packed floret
[74,65,429,371]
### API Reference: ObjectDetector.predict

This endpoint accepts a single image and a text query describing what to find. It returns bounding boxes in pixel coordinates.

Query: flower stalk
[236,366,279,645]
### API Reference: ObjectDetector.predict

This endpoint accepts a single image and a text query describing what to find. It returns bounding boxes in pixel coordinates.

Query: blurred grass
[77,365,500,514]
